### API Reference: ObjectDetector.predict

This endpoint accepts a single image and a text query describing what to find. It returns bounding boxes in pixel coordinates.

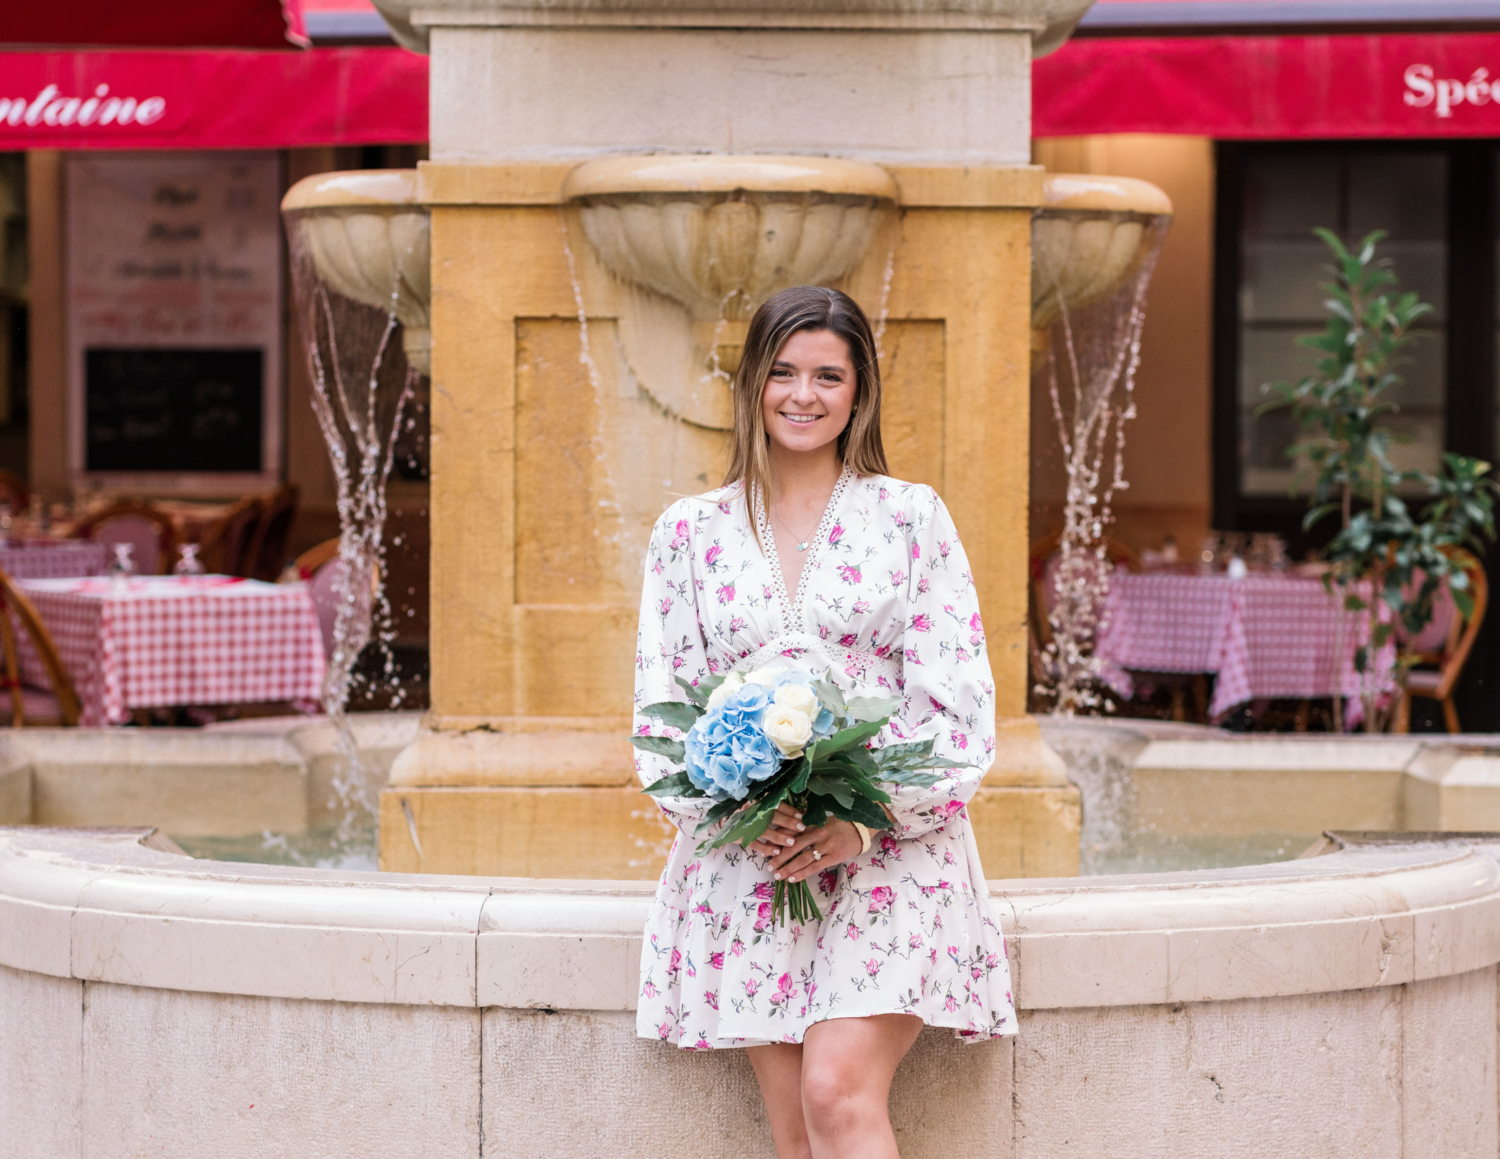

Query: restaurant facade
[0,5,432,656]
[7,0,1500,726]
[1032,4,1500,728]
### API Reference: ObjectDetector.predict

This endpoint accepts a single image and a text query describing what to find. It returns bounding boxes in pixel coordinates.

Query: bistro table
[1095,569,1396,722]
[0,540,108,580]
[14,575,326,726]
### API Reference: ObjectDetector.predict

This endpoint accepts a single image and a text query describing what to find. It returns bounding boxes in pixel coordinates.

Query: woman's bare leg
[799,1014,923,1159]
[748,1043,813,1159]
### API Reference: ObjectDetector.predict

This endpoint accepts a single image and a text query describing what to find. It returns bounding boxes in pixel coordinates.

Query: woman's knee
[800,1062,878,1135]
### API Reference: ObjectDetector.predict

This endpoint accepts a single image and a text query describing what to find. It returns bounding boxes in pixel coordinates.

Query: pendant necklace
[773,509,814,552]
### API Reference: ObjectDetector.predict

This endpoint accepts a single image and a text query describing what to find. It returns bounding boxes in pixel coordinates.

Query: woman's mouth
[781,413,822,426]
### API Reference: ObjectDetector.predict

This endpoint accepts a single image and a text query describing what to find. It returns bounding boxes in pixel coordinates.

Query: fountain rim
[281,169,424,214]
[1039,172,1174,219]
[5,825,1499,1013]
[561,153,900,203]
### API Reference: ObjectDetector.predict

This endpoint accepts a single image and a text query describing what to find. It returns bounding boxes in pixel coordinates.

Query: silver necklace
[772,507,817,552]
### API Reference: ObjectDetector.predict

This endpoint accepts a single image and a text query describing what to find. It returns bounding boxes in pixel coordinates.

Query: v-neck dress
[633,469,1016,1049]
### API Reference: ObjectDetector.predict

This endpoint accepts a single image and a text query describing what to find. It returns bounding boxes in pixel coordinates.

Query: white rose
[773,682,820,719]
[705,671,744,711]
[745,663,788,687]
[762,705,813,758]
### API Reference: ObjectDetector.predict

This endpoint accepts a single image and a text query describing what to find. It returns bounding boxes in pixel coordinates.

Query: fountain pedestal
[375,0,1089,878]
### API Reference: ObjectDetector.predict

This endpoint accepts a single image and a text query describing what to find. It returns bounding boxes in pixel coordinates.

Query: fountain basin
[0,715,418,858]
[3,825,1497,1156]
[281,169,431,375]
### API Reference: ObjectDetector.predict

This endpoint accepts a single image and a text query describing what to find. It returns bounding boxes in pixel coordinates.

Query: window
[1214,139,1500,728]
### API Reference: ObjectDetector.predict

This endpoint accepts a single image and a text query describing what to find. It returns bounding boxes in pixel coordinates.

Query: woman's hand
[747,802,864,883]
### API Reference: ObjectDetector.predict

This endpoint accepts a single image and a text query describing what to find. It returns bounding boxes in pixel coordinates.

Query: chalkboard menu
[85,348,263,473]
[66,153,281,486]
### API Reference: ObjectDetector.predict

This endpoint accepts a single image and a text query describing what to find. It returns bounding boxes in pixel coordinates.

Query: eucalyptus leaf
[844,695,901,723]
[640,771,701,797]
[642,701,701,732]
[630,735,687,763]
[811,678,847,718]
[674,674,710,709]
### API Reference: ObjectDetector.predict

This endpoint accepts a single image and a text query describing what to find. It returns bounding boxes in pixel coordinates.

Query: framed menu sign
[66,152,281,492]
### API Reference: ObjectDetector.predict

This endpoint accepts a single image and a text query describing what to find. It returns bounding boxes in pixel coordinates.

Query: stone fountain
[354,0,1099,880]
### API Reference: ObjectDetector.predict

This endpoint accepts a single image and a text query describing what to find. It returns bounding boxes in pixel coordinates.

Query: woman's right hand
[746,801,805,859]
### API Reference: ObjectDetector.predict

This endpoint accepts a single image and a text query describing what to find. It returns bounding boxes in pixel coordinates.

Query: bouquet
[632,665,965,926]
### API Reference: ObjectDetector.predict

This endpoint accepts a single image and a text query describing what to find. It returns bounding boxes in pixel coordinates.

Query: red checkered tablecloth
[0,541,108,580]
[1096,571,1389,720]
[13,575,326,726]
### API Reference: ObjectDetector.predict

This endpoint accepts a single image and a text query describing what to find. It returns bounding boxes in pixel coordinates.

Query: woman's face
[759,328,857,457]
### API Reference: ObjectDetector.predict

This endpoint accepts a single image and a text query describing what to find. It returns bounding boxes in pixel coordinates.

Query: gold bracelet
[853,822,872,856]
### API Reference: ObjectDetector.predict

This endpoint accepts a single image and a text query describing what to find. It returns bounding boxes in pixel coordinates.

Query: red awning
[0,48,427,149]
[1034,32,1500,138]
[0,0,308,50]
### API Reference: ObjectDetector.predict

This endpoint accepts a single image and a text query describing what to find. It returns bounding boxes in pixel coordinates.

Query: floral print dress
[634,468,1016,1049]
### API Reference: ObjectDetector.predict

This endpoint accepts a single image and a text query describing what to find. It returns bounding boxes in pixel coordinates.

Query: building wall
[1030,135,1216,559]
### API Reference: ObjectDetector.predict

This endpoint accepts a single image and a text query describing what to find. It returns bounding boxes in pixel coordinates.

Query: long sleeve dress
[633,467,1016,1049]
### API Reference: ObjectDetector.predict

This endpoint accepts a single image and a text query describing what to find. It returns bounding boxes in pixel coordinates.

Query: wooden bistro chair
[245,484,299,582]
[0,468,28,514]
[69,499,178,575]
[0,567,80,726]
[198,495,264,577]
[285,537,379,661]
[1393,549,1489,735]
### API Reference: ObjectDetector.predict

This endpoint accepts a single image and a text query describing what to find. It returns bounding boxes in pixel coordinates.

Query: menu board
[66,152,281,489]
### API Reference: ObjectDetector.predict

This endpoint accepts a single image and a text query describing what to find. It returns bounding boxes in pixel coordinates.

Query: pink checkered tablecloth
[13,575,326,726]
[0,540,108,580]
[1095,571,1388,719]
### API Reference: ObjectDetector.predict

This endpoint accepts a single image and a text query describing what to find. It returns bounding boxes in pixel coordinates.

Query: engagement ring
[811,849,823,861]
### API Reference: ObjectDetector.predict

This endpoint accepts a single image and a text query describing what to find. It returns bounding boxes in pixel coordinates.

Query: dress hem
[637,1007,1017,1051]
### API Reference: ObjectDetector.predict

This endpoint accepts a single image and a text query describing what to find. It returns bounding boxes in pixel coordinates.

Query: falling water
[1033,217,1170,715]
[283,209,419,865]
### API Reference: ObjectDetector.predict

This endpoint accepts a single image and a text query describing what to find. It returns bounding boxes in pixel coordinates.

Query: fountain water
[1030,175,1172,715]
[280,171,430,863]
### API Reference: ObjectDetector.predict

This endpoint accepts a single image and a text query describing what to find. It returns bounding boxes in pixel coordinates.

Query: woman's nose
[791,374,817,402]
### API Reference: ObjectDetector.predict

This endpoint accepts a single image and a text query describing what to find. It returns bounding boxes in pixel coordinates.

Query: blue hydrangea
[683,683,782,799]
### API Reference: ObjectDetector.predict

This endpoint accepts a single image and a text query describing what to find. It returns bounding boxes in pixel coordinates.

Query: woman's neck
[766,441,842,510]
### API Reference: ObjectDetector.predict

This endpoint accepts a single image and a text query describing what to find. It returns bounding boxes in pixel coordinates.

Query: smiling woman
[632,286,1013,1159]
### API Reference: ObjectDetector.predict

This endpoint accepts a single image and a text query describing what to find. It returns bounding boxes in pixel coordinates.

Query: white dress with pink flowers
[633,468,1016,1049]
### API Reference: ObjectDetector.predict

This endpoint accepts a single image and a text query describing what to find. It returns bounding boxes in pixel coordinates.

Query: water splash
[1033,217,1169,715]
[284,208,419,862]
[872,243,897,362]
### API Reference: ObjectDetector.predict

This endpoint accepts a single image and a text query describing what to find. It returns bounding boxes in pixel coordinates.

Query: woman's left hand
[749,816,864,883]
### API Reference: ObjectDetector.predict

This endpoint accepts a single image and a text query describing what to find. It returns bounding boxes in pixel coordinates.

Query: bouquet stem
[773,877,823,927]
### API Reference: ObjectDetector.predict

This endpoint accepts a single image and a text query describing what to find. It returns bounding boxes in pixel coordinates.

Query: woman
[634,285,1014,1158]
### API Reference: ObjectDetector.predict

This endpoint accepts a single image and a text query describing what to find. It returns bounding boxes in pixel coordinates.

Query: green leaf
[806,774,855,808]
[789,757,812,795]
[642,701,700,732]
[879,768,949,788]
[630,735,687,763]
[674,674,711,709]
[807,719,883,761]
[844,695,901,723]
[811,678,847,718]
[693,796,748,835]
[833,743,879,777]
[817,793,892,829]
[640,771,702,797]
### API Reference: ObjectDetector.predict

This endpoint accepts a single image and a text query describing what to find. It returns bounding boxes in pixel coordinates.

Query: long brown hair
[723,286,888,542]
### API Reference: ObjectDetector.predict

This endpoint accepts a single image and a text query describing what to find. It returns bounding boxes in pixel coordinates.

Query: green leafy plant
[1258,229,1498,731]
